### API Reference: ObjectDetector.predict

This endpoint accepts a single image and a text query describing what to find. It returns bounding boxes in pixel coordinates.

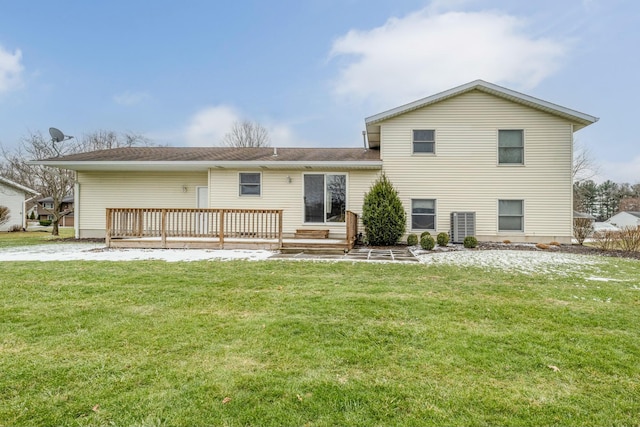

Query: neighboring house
[606,211,640,229]
[35,80,598,244]
[35,195,75,227]
[0,176,38,231]
[593,222,619,233]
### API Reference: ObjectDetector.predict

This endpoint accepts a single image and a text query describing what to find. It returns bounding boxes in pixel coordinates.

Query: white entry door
[196,187,209,234]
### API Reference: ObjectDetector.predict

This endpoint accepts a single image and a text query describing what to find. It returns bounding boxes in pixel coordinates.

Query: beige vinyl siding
[208,169,378,238]
[379,90,574,242]
[76,171,207,237]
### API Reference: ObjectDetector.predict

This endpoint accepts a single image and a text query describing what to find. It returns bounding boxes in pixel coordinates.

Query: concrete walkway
[270,247,420,262]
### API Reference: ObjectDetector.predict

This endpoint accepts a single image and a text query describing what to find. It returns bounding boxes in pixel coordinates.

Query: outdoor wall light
[182,185,188,193]
[286,176,292,183]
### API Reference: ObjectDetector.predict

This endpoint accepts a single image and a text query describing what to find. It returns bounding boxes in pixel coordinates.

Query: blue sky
[0,0,637,183]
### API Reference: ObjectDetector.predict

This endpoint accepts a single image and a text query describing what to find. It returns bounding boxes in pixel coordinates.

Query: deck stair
[281,229,349,254]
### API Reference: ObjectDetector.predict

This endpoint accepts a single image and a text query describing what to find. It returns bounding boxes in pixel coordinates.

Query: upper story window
[498,130,524,164]
[239,172,261,196]
[413,130,435,154]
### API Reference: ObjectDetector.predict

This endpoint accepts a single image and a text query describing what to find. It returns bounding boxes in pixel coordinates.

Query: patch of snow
[0,243,273,262]
[417,250,604,276]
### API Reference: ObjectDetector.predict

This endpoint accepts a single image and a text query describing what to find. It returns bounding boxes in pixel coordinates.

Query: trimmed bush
[420,235,435,250]
[361,174,406,246]
[549,241,561,246]
[436,232,449,246]
[463,236,478,248]
[407,233,418,246]
[420,231,431,238]
[502,240,511,244]
[8,224,23,232]
[39,220,52,226]
[536,243,550,250]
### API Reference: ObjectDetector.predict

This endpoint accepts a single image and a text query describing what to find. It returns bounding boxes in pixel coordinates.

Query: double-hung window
[239,172,261,196]
[498,199,524,231]
[411,199,436,230]
[498,130,524,164]
[413,130,435,154]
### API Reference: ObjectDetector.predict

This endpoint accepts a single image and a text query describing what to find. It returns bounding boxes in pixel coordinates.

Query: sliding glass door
[304,174,346,223]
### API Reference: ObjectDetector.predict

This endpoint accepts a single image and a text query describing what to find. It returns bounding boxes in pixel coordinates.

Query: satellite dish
[49,127,74,157]
[49,127,66,143]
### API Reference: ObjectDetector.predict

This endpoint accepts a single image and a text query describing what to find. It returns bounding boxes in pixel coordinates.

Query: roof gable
[365,80,598,147]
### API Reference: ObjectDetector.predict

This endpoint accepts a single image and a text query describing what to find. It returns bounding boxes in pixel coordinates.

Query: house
[606,211,640,229]
[0,176,38,231]
[34,195,75,227]
[34,80,597,246]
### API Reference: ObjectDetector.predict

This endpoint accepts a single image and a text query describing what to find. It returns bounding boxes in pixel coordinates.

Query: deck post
[161,209,167,249]
[105,208,112,248]
[219,210,225,249]
[278,209,283,248]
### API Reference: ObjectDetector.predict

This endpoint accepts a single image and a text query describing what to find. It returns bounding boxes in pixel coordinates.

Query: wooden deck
[105,208,358,252]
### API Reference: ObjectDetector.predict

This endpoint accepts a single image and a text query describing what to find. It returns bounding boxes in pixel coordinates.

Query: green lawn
[0,228,75,248]
[1,258,639,426]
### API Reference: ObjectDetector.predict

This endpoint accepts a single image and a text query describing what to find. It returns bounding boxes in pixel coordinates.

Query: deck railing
[346,210,358,249]
[106,208,283,249]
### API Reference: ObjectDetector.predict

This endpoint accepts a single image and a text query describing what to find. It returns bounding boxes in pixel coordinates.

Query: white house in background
[0,176,38,231]
[606,211,640,229]
[35,80,598,245]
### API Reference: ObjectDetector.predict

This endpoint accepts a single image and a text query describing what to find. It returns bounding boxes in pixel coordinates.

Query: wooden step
[294,229,330,239]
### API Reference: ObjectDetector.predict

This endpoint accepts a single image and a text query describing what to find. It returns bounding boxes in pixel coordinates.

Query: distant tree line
[574,180,640,221]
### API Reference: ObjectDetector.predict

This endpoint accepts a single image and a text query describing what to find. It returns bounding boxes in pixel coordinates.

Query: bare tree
[222,120,270,148]
[573,139,599,183]
[619,197,640,212]
[79,130,153,151]
[0,206,10,227]
[1,132,76,236]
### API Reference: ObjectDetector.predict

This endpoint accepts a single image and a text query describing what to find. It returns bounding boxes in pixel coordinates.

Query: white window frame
[411,199,436,231]
[412,129,436,154]
[238,172,261,197]
[498,129,524,165]
[498,199,524,232]
[303,173,348,224]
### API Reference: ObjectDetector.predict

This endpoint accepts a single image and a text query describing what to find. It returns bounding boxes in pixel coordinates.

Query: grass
[1,257,639,426]
[0,228,75,248]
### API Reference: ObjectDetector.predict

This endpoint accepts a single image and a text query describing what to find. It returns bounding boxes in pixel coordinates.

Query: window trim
[238,172,262,197]
[498,199,524,232]
[412,129,436,155]
[303,172,348,224]
[411,198,437,231]
[497,129,525,165]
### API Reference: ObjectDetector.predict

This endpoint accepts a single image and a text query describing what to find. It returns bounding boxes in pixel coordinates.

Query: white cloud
[598,156,640,184]
[113,91,150,106]
[0,45,24,93]
[185,105,241,146]
[330,7,567,107]
[184,106,314,147]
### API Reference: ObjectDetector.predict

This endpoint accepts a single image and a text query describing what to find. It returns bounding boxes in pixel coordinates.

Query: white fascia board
[0,176,38,194]
[365,79,599,126]
[32,160,383,172]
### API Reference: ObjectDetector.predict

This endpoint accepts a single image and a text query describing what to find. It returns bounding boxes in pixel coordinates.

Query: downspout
[74,181,80,239]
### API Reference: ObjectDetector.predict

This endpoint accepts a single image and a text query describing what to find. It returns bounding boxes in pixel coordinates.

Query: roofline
[365,79,599,126]
[30,160,384,172]
[0,176,39,194]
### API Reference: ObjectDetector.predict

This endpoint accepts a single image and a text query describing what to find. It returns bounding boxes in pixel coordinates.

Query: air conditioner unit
[450,212,476,243]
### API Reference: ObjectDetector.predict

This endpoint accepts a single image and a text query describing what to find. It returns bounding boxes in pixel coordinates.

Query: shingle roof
[45,146,380,162]
[33,147,382,172]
